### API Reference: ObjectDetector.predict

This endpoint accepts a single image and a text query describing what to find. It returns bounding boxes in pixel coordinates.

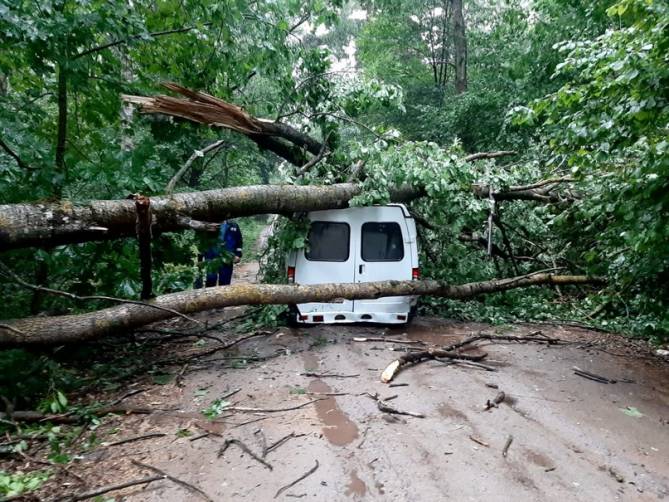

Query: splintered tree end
[381,360,401,383]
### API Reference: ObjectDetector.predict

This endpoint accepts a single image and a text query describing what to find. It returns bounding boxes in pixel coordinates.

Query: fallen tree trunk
[0,178,577,251]
[0,183,418,250]
[0,273,602,346]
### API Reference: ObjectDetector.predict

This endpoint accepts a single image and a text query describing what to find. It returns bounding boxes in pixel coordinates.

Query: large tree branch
[0,183,420,250]
[0,174,577,251]
[0,273,603,346]
[123,83,324,165]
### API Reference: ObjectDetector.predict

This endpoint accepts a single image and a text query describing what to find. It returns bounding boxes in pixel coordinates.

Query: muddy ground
[10,262,669,501]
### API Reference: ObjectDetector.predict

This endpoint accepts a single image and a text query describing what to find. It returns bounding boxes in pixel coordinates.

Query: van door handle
[359,264,364,274]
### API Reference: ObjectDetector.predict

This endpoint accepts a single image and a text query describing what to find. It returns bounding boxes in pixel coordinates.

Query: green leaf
[620,406,643,418]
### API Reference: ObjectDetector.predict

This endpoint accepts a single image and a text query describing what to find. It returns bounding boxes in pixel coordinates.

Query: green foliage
[0,349,77,409]
[0,469,51,498]
[201,398,231,419]
[515,0,669,338]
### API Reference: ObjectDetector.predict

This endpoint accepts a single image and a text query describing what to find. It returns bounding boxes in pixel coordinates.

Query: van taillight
[287,266,295,283]
[412,268,420,280]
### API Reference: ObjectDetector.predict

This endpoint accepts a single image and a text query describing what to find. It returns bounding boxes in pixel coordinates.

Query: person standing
[195,220,243,288]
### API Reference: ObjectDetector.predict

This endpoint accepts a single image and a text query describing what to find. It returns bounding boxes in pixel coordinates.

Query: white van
[286,204,419,324]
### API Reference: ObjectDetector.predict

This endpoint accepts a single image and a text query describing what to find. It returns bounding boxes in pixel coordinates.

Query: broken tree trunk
[133,195,153,300]
[0,183,419,250]
[0,273,602,346]
[123,83,322,166]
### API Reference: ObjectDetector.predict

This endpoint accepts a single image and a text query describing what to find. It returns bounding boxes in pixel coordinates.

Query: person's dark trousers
[195,266,233,288]
[218,265,233,285]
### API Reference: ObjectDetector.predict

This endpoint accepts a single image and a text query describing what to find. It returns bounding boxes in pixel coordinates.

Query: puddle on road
[345,469,367,497]
[303,352,359,446]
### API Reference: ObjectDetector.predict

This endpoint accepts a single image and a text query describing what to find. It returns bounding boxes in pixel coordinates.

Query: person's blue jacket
[202,220,243,263]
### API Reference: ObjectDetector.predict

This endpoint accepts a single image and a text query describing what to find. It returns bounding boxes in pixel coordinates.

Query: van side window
[305,222,350,262]
[362,222,404,261]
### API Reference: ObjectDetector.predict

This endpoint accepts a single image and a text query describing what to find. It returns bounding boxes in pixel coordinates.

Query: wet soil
[16,262,669,501]
[52,310,669,502]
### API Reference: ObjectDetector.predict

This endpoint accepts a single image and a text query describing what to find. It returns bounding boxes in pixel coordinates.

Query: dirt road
[70,305,669,501]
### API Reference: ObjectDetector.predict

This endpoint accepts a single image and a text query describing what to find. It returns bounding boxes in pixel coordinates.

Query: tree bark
[0,176,576,251]
[55,61,68,196]
[452,0,467,94]
[0,183,419,250]
[134,196,153,300]
[0,273,602,346]
[123,83,321,166]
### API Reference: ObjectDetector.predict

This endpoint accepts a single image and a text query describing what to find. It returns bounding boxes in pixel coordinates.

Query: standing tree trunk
[452,0,467,94]
[55,61,68,196]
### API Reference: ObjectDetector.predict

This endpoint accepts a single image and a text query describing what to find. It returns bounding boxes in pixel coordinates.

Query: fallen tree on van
[0,183,419,250]
[0,272,603,346]
[0,178,576,250]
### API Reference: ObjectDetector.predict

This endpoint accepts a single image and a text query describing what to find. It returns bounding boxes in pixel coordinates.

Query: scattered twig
[300,372,359,379]
[366,393,425,418]
[381,349,487,383]
[223,398,326,414]
[109,388,147,407]
[502,435,513,457]
[389,383,409,388]
[439,358,498,372]
[274,460,319,499]
[443,332,565,352]
[485,383,499,389]
[265,432,305,456]
[230,416,269,429]
[131,459,214,501]
[573,367,617,384]
[105,432,166,447]
[175,330,275,362]
[219,438,273,470]
[306,392,352,397]
[469,435,489,447]
[353,337,424,345]
[221,388,242,400]
[484,391,506,411]
[68,475,164,501]
[189,433,210,442]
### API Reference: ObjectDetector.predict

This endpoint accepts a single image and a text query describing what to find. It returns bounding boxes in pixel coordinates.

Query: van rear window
[362,222,404,262]
[305,222,350,262]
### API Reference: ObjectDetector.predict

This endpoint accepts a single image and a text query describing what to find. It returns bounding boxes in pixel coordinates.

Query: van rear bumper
[295,311,410,324]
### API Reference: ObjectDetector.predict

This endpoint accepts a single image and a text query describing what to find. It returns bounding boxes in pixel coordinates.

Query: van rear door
[353,206,414,314]
[295,217,355,314]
